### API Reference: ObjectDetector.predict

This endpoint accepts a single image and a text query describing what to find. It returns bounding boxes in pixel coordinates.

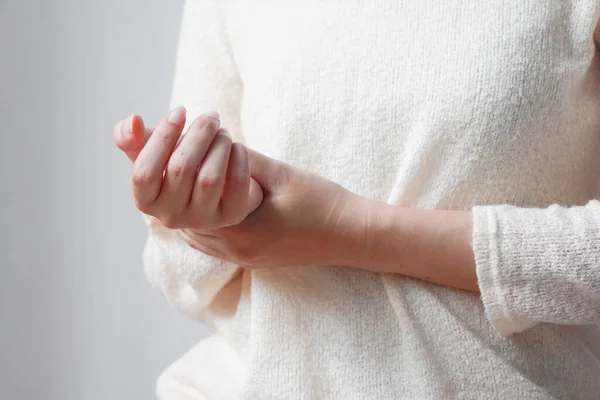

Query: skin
[113,107,478,292]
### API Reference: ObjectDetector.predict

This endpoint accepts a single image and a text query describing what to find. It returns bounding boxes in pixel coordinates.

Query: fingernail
[168,106,186,125]
[128,115,134,133]
[206,110,220,121]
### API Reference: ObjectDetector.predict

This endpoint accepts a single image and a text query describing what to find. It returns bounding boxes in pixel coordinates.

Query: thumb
[246,147,290,193]
[247,178,264,214]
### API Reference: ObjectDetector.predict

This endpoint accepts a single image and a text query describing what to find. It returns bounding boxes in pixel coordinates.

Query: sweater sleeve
[472,200,600,336]
[142,0,244,321]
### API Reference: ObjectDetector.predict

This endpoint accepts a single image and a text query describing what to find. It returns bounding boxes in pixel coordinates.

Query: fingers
[247,147,291,194]
[155,113,222,220]
[176,229,229,260]
[220,142,251,225]
[120,107,259,230]
[132,106,187,209]
[189,128,233,226]
[113,114,153,163]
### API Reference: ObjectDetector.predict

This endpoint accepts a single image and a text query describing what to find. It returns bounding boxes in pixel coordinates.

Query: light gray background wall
[0,1,208,399]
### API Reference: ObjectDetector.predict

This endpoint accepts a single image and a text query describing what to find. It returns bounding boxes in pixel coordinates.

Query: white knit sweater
[143,1,600,399]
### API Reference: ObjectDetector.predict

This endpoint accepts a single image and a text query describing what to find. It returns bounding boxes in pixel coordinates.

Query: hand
[114,107,359,269]
[114,109,479,288]
[113,107,263,230]
[179,147,360,268]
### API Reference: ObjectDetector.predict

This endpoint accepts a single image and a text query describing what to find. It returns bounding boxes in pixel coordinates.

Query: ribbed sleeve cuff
[472,205,534,336]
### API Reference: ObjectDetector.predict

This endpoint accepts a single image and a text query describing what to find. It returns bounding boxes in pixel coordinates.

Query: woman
[114,0,600,398]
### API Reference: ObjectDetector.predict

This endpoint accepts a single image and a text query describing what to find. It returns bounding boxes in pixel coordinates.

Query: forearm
[333,195,479,292]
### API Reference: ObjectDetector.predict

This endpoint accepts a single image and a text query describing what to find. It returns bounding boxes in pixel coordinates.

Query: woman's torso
[182,1,600,398]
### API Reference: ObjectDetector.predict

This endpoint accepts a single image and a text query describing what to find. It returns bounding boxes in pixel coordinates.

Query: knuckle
[168,160,195,180]
[197,174,220,189]
[131,168,152,188]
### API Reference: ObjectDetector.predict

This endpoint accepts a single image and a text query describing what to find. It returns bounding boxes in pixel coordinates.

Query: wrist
[342,198,407,271]
[322,192,382,268]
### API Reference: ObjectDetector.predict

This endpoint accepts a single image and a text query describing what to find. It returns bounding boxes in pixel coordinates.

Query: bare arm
[335,194,600,335]
[336,196,477,292]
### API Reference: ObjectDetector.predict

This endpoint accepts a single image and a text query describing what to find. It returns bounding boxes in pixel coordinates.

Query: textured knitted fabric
[143,1,600,399]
